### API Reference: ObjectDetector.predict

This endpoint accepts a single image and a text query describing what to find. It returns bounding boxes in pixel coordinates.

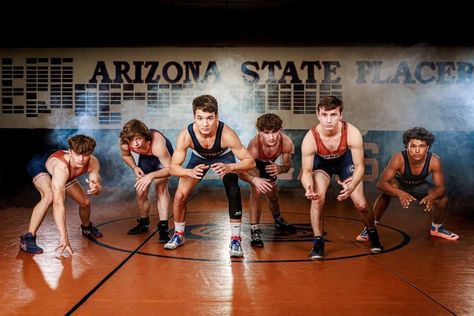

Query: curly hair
[402,127,435,147]
[68,134,96,155]
[317,96,343,113]
[119,119,152,145]
[256,113,283,131]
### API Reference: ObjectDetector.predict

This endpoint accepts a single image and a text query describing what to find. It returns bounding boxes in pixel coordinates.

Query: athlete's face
[258,129,281,147]
[194,109,218,135]
[69,150,91,167]
[317,107,343,131]
[129,135,146,150]
[407,139,429,162]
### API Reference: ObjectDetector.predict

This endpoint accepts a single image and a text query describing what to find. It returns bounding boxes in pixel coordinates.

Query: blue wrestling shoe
[229,237,244,257]
[20,232,43,254]
[164,233,185,250]
[309,236,324,260]
[81,222,103,239]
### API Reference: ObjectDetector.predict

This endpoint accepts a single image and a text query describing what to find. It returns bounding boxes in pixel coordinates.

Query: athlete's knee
[435,195,448,208]
[223,173,240,194]
[353,200,368,212]
[78,197,91,208]
[312,196,326,208]
[42,193,53,206]
[173,190,189,206]
[136,189,148,200]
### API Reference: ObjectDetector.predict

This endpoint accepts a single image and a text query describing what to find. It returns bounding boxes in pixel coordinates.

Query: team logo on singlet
[318,153,343,159]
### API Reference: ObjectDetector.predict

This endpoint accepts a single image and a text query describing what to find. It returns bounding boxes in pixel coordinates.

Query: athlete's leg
[350,182,383,252]
[310,171,331,236]
[66,182,102,238]
[155,177,171,242]
[28,175,53,235]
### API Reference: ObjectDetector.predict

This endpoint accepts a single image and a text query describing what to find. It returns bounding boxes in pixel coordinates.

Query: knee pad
[223,173,242,219]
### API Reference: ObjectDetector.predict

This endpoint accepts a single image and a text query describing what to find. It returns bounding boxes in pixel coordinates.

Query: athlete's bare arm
[48,159,73,255]
[419,155,446,210]
[170,128,209,179]
[86,155,102,195]
[212,125,255,176]
[301,129,319,200]
[336,123,365,201]
[377,153,416,208]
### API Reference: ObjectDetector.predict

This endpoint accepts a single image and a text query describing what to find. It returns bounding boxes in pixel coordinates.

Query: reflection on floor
[1,188,472,315]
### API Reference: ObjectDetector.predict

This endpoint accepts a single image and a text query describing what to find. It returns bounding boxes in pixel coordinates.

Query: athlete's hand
[398,191,416,208]
[56,241,73,257]
[211,162,232,177]
[419,195,434,212]
[305,184,320,200]
[251,177,273,194]
[337,180,354,201]
[265,162,281,177]
[189,164,209,179]
[134,174,153,192]
[86,179,102,195]
[133,166,145,178]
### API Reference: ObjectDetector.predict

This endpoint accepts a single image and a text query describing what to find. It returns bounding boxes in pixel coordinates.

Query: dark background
[1,0,471,48]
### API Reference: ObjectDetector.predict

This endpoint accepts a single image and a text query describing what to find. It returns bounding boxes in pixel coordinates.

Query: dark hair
[119,119,152,145]
[256,113,283,131]
[192,95,218,115]
[402,127,435,147]
[68,134,96,155]
[317,96,343,113]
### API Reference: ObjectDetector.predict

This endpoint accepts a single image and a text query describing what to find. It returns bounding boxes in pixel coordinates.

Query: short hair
[317,96,343,113]
[256,113,283,131]
[402,127,435,147]
[68,134,96,155]
[119,119,152,145]
[192,95,218,115]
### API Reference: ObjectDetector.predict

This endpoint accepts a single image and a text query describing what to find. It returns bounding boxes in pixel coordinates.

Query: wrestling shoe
[430,224,459,241]
[367,228,384,253]
[127,217,150,235]
[356,226,369,242]
[250,229,264,247]
[229,237,244,257]
[164,233,185,249]
[158,221,170,243]
[309,237,324,260]
[81,222,103,239]
[19,233,43,254]
[274,216,296,231]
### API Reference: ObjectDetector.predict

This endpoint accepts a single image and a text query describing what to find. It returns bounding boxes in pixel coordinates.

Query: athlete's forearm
[229,158,256,173]
[122,155,137,170]
[170,164,193,177]
[148,167,171,179]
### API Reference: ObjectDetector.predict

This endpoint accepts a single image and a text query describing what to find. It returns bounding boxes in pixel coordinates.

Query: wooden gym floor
[0,187,472,315]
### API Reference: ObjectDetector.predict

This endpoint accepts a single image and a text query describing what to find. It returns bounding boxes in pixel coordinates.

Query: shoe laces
[230,239,241,250]
[438,226,453,236]
[251,229,262,239]
[170,234,182,243]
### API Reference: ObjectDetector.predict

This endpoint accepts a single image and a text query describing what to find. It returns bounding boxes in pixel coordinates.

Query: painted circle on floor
[91,214,410,263]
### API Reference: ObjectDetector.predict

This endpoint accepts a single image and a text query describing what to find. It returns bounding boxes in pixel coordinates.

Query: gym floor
[1,188,472,315]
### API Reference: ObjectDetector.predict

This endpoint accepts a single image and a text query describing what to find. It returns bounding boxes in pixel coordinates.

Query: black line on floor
[370,255,457,315]
[65,189,202,315]
[65,230,157,315]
